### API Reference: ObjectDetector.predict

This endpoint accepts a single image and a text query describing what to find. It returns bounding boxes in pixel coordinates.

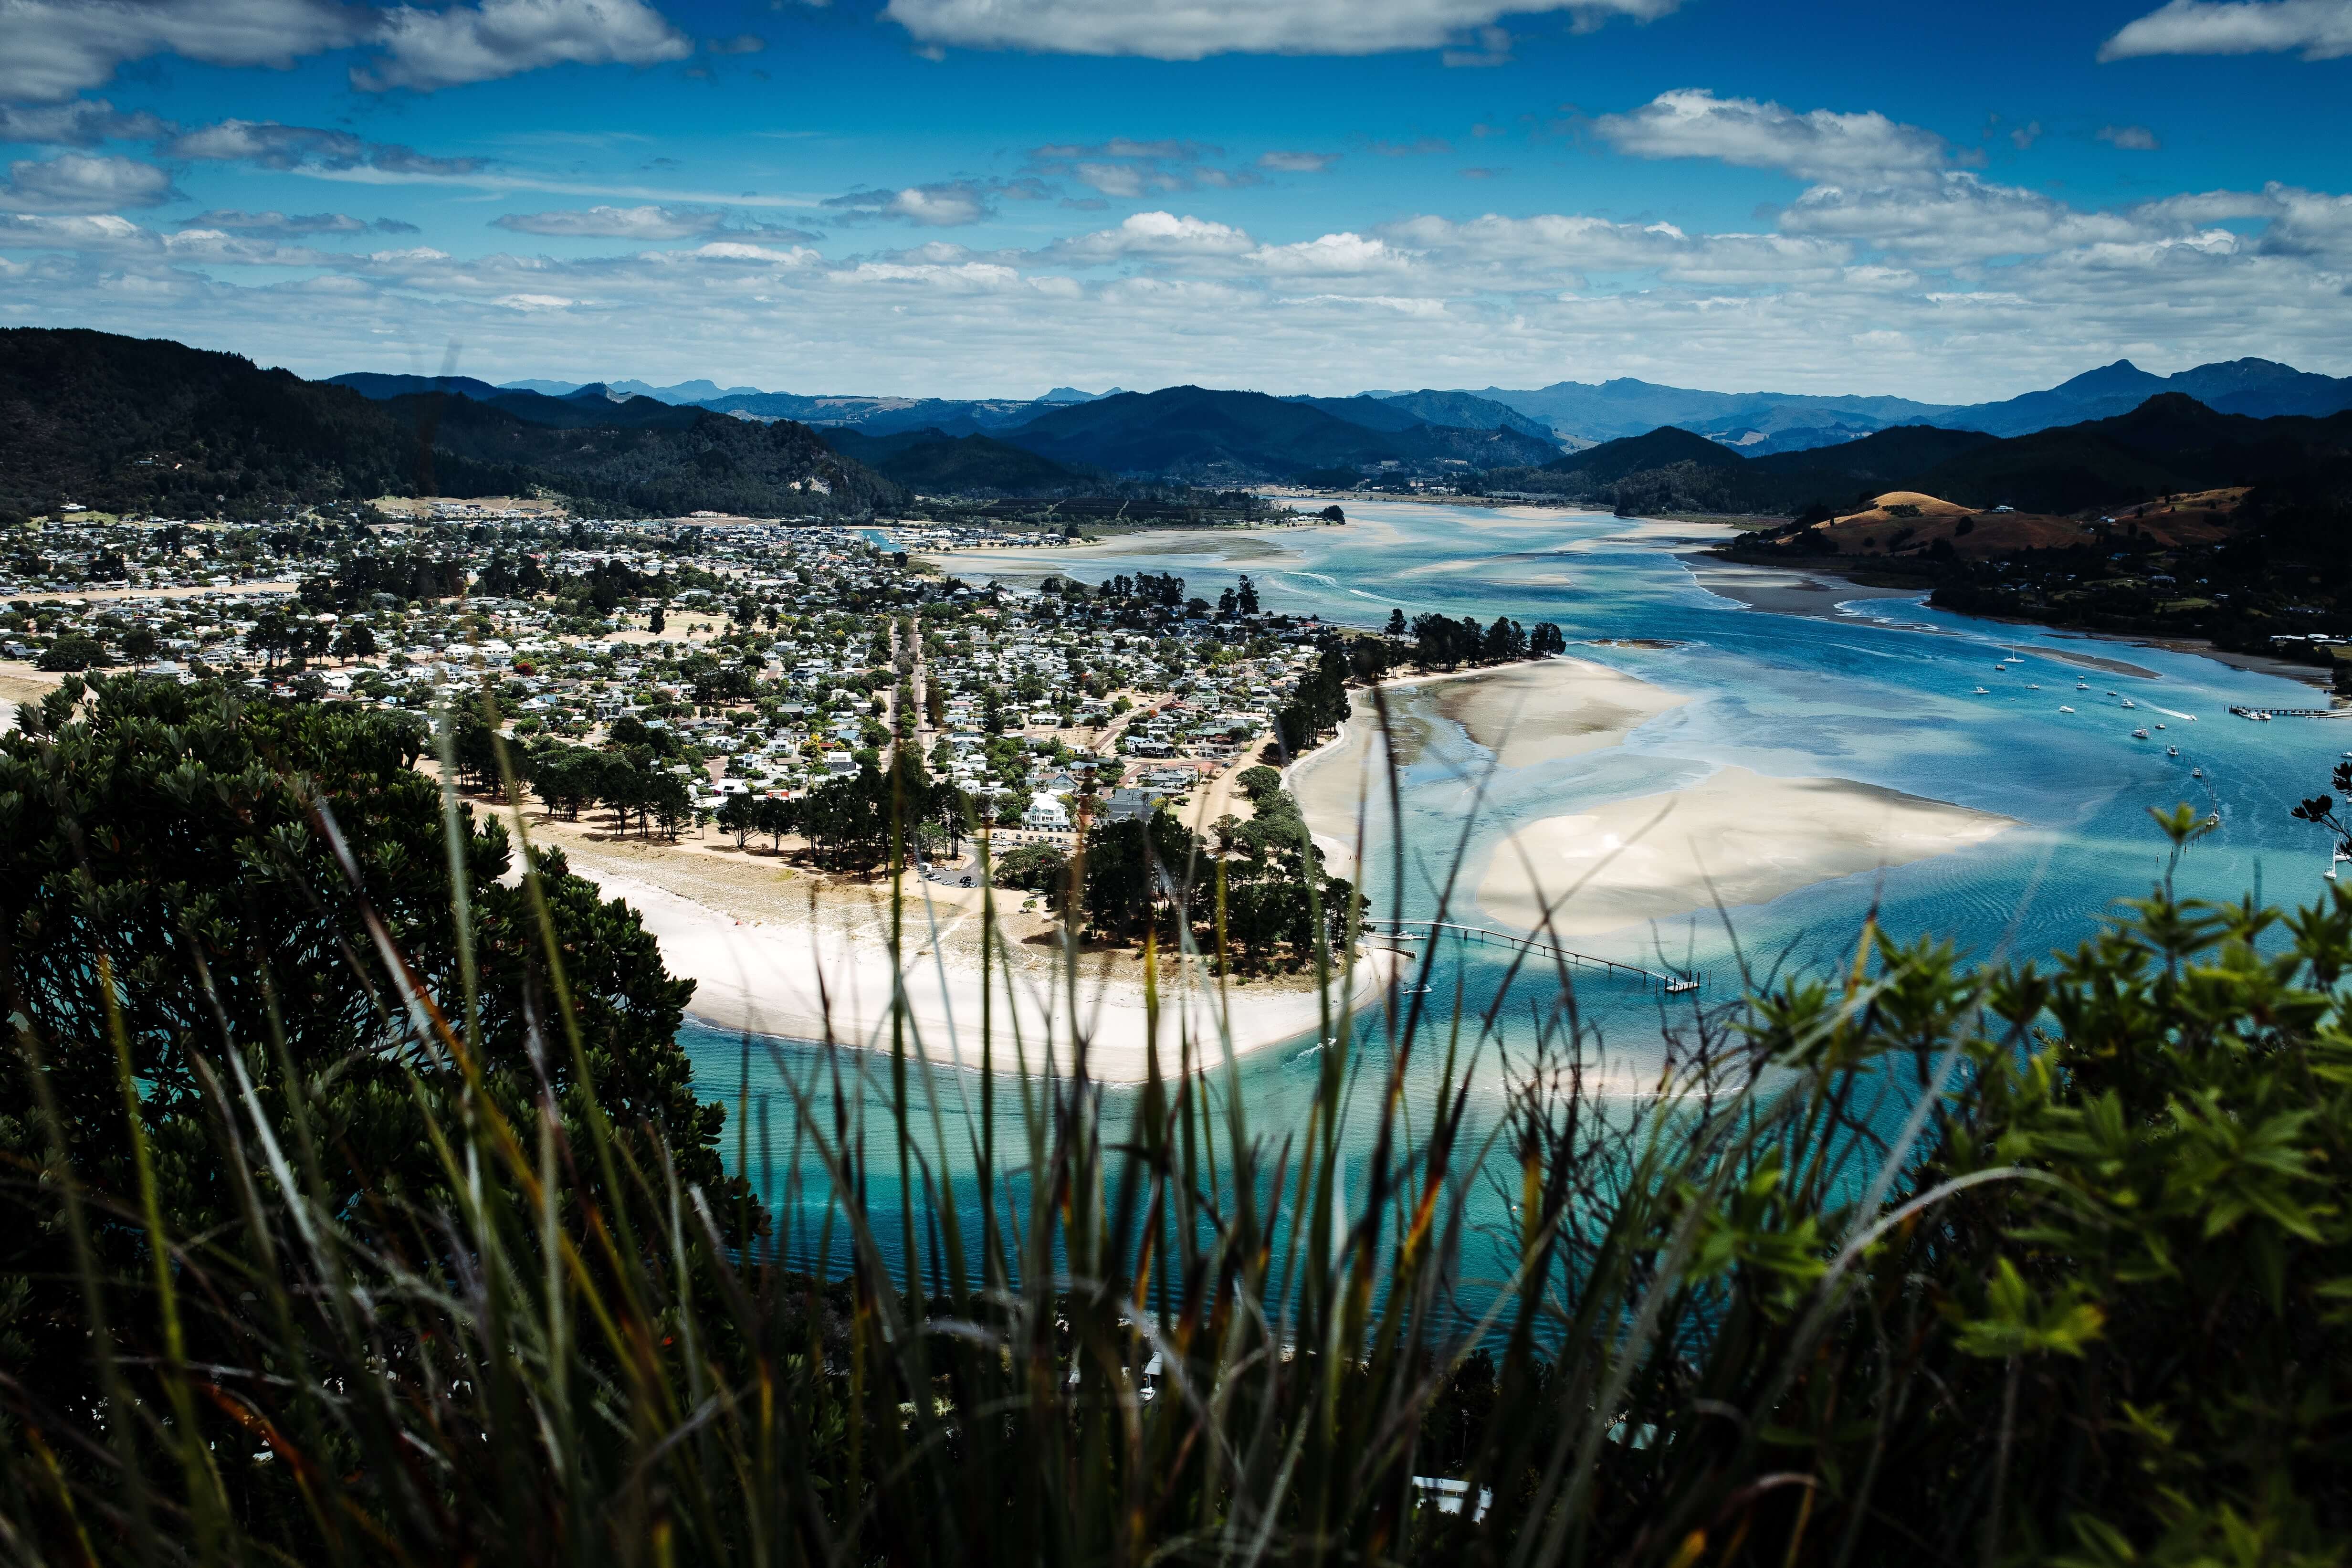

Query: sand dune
[1477,767,2014,939]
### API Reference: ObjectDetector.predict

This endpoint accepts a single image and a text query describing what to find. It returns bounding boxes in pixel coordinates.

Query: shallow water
[689,500,2349,1279]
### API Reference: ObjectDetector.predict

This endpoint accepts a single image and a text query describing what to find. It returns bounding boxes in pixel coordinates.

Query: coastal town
[0,500,1360,909]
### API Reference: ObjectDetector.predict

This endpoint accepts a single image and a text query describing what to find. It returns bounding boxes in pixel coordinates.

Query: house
[1023,795,1072,831]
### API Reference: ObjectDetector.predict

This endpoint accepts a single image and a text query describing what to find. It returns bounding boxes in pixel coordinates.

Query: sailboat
[2058,705,2074,713]
[2121,698,2136,709]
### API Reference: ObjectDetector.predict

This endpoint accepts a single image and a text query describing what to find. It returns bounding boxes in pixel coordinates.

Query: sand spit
[1292,656,1691,874]
[572,863,1396,1084]
[1477,766,2015,939]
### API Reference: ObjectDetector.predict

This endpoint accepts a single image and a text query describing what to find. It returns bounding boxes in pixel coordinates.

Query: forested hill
[0,328,901,522]
[1472,394,2352,519]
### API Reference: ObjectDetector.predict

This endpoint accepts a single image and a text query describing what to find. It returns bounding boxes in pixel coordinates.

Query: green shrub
[3,680,2348,1566]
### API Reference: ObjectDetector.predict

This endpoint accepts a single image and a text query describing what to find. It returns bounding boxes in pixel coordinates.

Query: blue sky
[3,0,2350,400]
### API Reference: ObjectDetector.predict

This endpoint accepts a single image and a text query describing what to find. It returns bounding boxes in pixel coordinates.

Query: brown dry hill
[1795,488,2245,561]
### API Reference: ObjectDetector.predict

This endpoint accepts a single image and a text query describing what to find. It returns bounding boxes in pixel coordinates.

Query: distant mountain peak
[1038,386,1102,403]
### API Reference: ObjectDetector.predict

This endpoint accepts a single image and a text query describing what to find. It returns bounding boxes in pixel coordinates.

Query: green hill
[1000,385,1559,480]
[821,426,1093,494]
[0,328,900,521]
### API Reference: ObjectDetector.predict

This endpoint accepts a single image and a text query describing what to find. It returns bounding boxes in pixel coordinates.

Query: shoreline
[1683,550,2335,692]
[562,850,1399,1084]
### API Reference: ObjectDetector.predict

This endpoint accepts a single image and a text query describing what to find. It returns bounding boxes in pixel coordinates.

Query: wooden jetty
[1366,919,1701,992]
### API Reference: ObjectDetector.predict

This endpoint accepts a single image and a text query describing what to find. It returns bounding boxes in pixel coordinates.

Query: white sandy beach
[1477,766,2015,938]
[1291,656,1692,871]
[578,863,1396,1082]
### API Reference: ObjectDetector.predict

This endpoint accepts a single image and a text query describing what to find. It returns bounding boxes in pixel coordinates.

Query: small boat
[2028,683,2041,690]
[2059,705,2075,713]
[2107,690,2118,696]
[2077,681,2089,689]
[2167,746,2179,757]
[2121,699,2135,709]
[2191,767,2204,778]
[1973,685,1991,694]
[2260,712,2273,722]
[2154,723,2165,729]
[2132,727,2150,739]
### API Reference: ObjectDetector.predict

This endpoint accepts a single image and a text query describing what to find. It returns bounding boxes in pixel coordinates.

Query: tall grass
[5,683,2336,1567]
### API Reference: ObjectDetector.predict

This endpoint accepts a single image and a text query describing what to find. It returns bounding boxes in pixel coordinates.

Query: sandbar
[1477,766,2014,939]
[555,848,1393,1083]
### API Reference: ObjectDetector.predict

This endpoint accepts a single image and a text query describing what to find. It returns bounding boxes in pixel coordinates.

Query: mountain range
[10,328,2351,527]
[430,355,2352,461]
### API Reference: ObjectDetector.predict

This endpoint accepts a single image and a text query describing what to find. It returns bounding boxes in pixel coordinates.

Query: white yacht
[2059,705,2074,713]
[2132,727,2150,739]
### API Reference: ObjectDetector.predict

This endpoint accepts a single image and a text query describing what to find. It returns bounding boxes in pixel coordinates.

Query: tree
[1529,621,1566,656]
[1236,575,1260,615]
[0,675,749,1447]
[1384,607,1407,638]
[37,631,107,672]
[332,621,378,662]
[718,790,758,848]
[754,792,796,851]
[649,602,667,634]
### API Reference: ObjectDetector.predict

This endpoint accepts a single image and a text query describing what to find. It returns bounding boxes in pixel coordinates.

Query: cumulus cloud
[881,0,1679,59]
[0,152,178,213]
[1048,210,1256,260]
[493,203,816,240]
[2098,124,2163,149]
[1595,88,1950,183]
[354,0,693,90]
[2100,0,2352,60]
[1259,149,1338,173]
[0,99,173,147]
[0,0,361,103]
[168,119,484,176]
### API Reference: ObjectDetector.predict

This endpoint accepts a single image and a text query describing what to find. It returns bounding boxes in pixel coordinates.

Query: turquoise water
[685,501,2348,1277]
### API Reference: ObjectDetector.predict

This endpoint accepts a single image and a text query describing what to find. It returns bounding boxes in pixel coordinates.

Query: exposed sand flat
[1291,657,1689,875]
[581,866,1393,1082]
[1478,767,2014,939]
[0,663,64,733]
[1424,657,1690,769]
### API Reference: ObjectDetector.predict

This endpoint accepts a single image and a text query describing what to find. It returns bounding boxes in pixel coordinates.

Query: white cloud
[1780,174,2150,265]
[0,99,172,147]
[882,0,1679,59]
[1259,150,1338,173]
[168,120,484,176]
[2100,0,2352,60]
[356,0,693,91]
[0,0,360,103]
[1595,88,1950,183]
[1248,232,1407,274]
[183,209,368,235]
[0,210,149,248]
[0,152,177,213]
[2099,124,2163,150]
[821,181,1002,226]
[493,203,816,240]
[1049,210,1256,260]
